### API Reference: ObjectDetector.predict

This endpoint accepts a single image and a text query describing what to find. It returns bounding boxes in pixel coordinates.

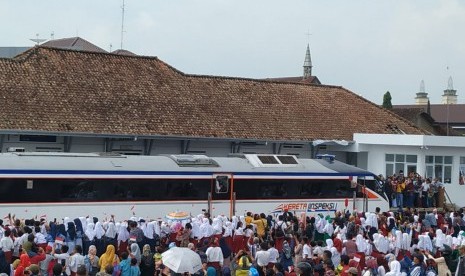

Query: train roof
[0,152,374,176]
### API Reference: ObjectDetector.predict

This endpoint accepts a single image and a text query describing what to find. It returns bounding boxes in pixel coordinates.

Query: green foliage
[382,91,392,109]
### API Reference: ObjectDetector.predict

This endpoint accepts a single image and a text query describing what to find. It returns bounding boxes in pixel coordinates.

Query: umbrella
[161,247,202,274]
[166,211,190,221]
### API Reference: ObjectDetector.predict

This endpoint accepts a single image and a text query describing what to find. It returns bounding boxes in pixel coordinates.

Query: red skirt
[118,240,128,256]
[4,251,12,264]
[224,236,233,252]
[232,235,244,254]
[275,236,284,252]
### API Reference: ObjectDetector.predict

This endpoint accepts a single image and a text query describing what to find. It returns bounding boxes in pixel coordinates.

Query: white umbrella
[161,247,202,274]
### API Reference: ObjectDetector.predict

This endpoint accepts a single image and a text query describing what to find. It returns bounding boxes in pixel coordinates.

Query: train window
[215,175,229,194]
[0,178,211,203]
[234,179,355,200]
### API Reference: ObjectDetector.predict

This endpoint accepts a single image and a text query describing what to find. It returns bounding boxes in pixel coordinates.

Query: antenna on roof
[50,31,55,40]
[30,33,46,45]
[120,0,126,50]
[109,43,113,52]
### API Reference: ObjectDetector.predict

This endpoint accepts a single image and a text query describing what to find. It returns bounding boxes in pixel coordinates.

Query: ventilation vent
[277,155,299,164]
[245,154,300,167]
[169,155,219,167]
[257,155,279,164]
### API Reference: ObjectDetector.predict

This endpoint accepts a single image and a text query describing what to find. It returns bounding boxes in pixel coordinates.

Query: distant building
[0,47,31,58]
[42,37,108,53]
[414,80,429,105]
[394,76,464,135]
[264,44,321,84]
[442,76,458,104]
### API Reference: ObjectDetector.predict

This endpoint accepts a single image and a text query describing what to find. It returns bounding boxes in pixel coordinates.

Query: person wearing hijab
[66,222,77,254]
[94,222,106,257]
[129,243,141,265]
[84,245,99,276]
[232,221,244,255]
[139,245,154,276]
[142,223,155,252]
[98,245,119,273]
[74,218,84,248]
[117,222,130,257]
[384,254,400,276]
[84,223,96,257]
[280,240,293,271]
[104,222,118,253]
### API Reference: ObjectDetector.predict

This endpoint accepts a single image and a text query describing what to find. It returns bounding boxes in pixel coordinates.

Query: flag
[55,237,64,245]
[3,215,8,220]
[40,214,47,219]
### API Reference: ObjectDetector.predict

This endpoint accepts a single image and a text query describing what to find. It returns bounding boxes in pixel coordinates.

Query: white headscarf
[117,222,129,242]
[85,223,96,240]
[231,216,238,230]
[79,217,87,233]
[401,233,410,250]
[330,247,340,267]
[212,218,222,235]
[395,230,403,249]
[63,217,71,231]
[435,229,446,249]
[200,218,214,238]
[94,222,105,239]
[356,234,367,253]
[191,218,201,238]
[130,243,141,264]
[387,260,401,275]
[105,222,117,239]
[153,221,161,236]
[326,239,334,250]
[445,235,453,248]
[223,221,233,237]
[143,221,155,239]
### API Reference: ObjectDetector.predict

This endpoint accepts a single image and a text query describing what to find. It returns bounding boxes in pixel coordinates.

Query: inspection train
[0,152,389,220]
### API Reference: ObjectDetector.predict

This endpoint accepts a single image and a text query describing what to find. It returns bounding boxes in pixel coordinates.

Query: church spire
[303,44,312,79]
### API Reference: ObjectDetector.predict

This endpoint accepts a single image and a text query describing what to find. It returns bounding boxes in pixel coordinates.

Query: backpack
[274,222,285,238]
[283,245,292,259]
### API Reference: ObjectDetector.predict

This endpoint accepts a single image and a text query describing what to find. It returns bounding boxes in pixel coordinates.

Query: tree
[382,91,392,109]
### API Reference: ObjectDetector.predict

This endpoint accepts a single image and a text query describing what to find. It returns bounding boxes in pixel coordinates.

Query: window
[425,155,453,183]
[385,154,417,176]
[19,135,57,143]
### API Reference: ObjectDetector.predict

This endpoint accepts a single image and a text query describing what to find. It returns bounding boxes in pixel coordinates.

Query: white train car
[0,152,389,221]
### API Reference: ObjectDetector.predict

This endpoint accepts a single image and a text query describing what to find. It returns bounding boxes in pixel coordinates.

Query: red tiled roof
[394,104,465,124]
[42,37,107,53]
[0,46,425,141]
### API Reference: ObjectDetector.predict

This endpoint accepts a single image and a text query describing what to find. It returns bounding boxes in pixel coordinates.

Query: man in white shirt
[0,228,14,263]
[255,242,270,268]
[302,237,312,260]
[69,245,85,276]
[53,244,71,276]
[205,239,224,271]
[267,241,279,267]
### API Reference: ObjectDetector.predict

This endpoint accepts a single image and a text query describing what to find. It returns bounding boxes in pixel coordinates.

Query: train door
[209,174,234,217]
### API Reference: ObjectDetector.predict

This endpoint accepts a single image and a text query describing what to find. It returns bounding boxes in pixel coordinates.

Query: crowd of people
[380,171,447,210]
[0,206,465,276]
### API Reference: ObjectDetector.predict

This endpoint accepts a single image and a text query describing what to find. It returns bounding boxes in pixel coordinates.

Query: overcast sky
[1,0,464,105]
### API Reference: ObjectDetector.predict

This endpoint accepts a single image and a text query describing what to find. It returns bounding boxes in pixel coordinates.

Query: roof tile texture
[0,47,425,141]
